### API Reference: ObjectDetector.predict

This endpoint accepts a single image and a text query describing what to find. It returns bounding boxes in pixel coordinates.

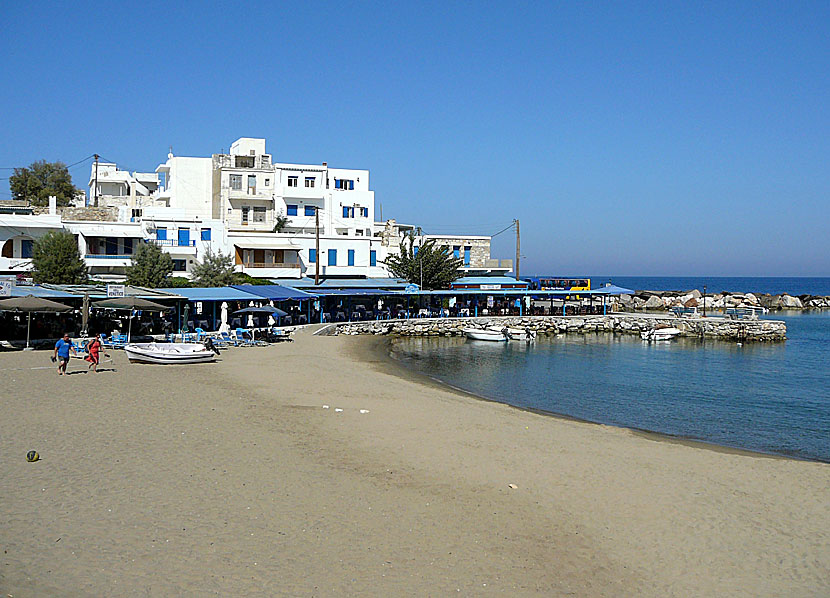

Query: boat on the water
[464,328,508,342]
[640,327,682,341]
[124,342,217,364]
[506,328,537,341]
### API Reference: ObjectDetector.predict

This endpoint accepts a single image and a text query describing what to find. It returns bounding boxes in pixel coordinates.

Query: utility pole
[93,154,100,207]
[315,206,320,285]
[416,226,423,289]
[514,219,520,280]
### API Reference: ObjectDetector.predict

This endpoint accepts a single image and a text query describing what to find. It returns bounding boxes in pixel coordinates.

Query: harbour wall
[331,314,787,342]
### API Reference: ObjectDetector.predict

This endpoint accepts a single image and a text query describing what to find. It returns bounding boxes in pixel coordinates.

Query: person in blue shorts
[53,332,75,376]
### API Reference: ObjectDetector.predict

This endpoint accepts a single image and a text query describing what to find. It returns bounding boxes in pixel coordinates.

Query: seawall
[330,314,787,342]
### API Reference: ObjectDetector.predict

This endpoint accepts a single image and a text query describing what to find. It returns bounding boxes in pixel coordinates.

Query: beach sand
[1,328,828,597]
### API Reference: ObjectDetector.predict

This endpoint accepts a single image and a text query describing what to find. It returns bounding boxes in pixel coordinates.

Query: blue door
[178,229,190,247]
[348,249,355,266]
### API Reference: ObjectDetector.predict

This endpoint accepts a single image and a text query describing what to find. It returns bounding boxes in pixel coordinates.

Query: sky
[1,2,828,276]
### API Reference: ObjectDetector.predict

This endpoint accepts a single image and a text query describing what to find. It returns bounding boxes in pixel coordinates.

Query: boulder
[643,296,665,310]
[684,297,699,308]
[744,293,759,305]
[689,289,702,299]
[779,294,803,309]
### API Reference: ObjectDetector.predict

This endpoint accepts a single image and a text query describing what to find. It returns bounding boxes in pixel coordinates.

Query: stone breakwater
[331,314,786,342]
[620,289,829,311]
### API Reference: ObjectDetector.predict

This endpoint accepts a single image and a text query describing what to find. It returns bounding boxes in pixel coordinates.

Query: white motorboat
[464,328,508,342]
[506,328,537,341]
[640,327,682,341]
[124,342,217,364]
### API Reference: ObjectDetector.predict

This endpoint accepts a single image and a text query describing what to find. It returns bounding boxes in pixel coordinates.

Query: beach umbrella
[92,297,172,342]
[81,293,90,336]
[219,301,229,333]
[232,305,288,317]
[0,295,73,349]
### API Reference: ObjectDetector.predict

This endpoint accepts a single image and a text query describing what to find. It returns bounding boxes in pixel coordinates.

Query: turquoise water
[390,311,830,462]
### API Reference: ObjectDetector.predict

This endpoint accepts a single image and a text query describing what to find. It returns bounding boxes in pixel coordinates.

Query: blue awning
[157,286,263,302]
[9,285,79,299]
[309,288,404,296]
[231,284,317,300]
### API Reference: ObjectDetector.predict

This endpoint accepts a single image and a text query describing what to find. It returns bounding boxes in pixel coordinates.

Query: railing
[84,254,134,260]
[242,262,301,269]
[149,239,196,247]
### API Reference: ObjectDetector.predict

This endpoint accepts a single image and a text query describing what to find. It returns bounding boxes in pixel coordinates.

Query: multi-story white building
[1,136,510,282]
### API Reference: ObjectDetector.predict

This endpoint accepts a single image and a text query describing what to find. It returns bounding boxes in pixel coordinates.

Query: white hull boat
[125,342,216,364]
[640,327,682,341]
[506,328,537,341]
[464,328,508,342]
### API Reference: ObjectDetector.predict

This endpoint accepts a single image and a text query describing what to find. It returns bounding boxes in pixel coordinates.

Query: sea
[390,277,830,462]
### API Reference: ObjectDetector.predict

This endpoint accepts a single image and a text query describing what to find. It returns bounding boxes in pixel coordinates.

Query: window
[21,239,33,258]
[328,249,337,266]
[355,229,363,236]
[287,176,298,187]
[304,205,316,216]
[464,246,471,266]
[342,206,354,218]
[286,204,298,216]
[370,250,376,267]
[247,175,256,195]
[348,249,355,266]
[253,206,266,223]
[359,207,368,217]
[334,179,354,190]
[453,245,460,259]
[131,208,142,219]
[230,175,242,190]
[172,259,187,272]
[241,207,250,224]
[201,228,211,241]
[235,155,254,168]
[309,248,316,263]
[124,238,134,254]
[156,227,167,241]
[264,178,270,187]
[305,177,315,188]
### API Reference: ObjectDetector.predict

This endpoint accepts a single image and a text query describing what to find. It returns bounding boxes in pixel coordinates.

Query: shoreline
[369,335,801,464]
[2,330,828,596]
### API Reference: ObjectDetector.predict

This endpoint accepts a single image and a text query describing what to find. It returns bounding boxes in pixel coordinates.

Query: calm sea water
[586,276,830,296]
[390,310,830,462]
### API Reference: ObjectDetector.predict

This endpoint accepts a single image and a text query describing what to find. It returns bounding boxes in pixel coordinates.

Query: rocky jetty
[616,289,830,311]
[331,314,786,342]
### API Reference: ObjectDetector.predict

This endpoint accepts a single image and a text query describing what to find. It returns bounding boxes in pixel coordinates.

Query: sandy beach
[1,328,828,597]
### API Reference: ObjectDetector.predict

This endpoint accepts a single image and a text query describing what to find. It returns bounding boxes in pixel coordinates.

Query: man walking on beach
[52,333,74,376]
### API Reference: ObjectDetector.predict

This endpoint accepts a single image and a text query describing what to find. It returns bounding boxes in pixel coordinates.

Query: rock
[743,293,758,305]
[689,289,702,299]
[643,296,665,310]
[779,294,803,309]
[684,297,698,308]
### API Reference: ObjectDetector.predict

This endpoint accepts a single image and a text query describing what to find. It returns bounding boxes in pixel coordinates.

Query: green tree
[382,233,464,290]
[125,242,174,288]
[272,211,288,233]
[31,231,87,284]
[191,250,236,287]
[10,160,82,207]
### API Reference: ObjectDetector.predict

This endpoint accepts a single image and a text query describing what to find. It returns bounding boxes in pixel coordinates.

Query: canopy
[92,297,172,311]
[233,306,288,317]
[229,238,300,251]
[156,286,262,302]
[0,294,73,312]
[0,295,72,349]
[231,284,317,300]
[590,284,635,295]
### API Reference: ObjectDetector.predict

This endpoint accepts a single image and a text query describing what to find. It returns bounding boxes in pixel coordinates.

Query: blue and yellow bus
[522,277,591,291]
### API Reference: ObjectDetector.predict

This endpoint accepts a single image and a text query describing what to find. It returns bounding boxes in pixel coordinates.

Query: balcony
[241,262,300,269]
[149,239,196,247]
[280,185,324,200]
[235,263,302,279]
[84,254,133,267]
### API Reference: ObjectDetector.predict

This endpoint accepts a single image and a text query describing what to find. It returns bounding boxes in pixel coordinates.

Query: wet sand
[1,329,828,596]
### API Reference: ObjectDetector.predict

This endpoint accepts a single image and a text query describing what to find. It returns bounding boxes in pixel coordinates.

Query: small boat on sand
[506,328,537,341]
[125,342,217,364]
[640,327,682,341]
[464,328,508,342]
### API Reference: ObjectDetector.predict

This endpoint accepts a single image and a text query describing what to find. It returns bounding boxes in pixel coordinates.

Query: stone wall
[331,314,786,342]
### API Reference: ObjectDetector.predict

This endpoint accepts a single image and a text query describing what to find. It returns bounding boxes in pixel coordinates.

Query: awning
[230,238,300,251]
[9,285,80,299]
[231,284,317,300]
[76,228,143,238]
[156,286,263,302]
[310,288,403,296]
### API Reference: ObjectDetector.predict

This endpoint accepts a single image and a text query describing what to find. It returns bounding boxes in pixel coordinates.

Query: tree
[10,160,82,207]
[126,243,174,288]
[272,211,288,233]
[191,249,236,287]
[31,231,87,284]
[382,233,464,290]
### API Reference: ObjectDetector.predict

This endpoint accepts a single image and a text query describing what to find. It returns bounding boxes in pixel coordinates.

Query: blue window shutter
[309,249,316,263]
[201,228,211,241]
[343,206,349,218]
[287,204,297,216]
[156,228,167,241]
[370,250,376,267]
[464,247,471,265]
[349,180,354,190]
[328,249,337,266]
[305,205,315,216]
[348,249,355,266]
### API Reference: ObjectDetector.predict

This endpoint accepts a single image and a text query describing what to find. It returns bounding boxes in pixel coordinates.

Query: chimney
[48,195,57,215]
[322,162,327,168]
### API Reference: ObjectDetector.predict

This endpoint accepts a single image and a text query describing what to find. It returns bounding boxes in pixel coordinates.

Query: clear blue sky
[2,2,828,276]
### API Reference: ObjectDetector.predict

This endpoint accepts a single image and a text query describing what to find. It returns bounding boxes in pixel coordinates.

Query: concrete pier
[331,313,787,342]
